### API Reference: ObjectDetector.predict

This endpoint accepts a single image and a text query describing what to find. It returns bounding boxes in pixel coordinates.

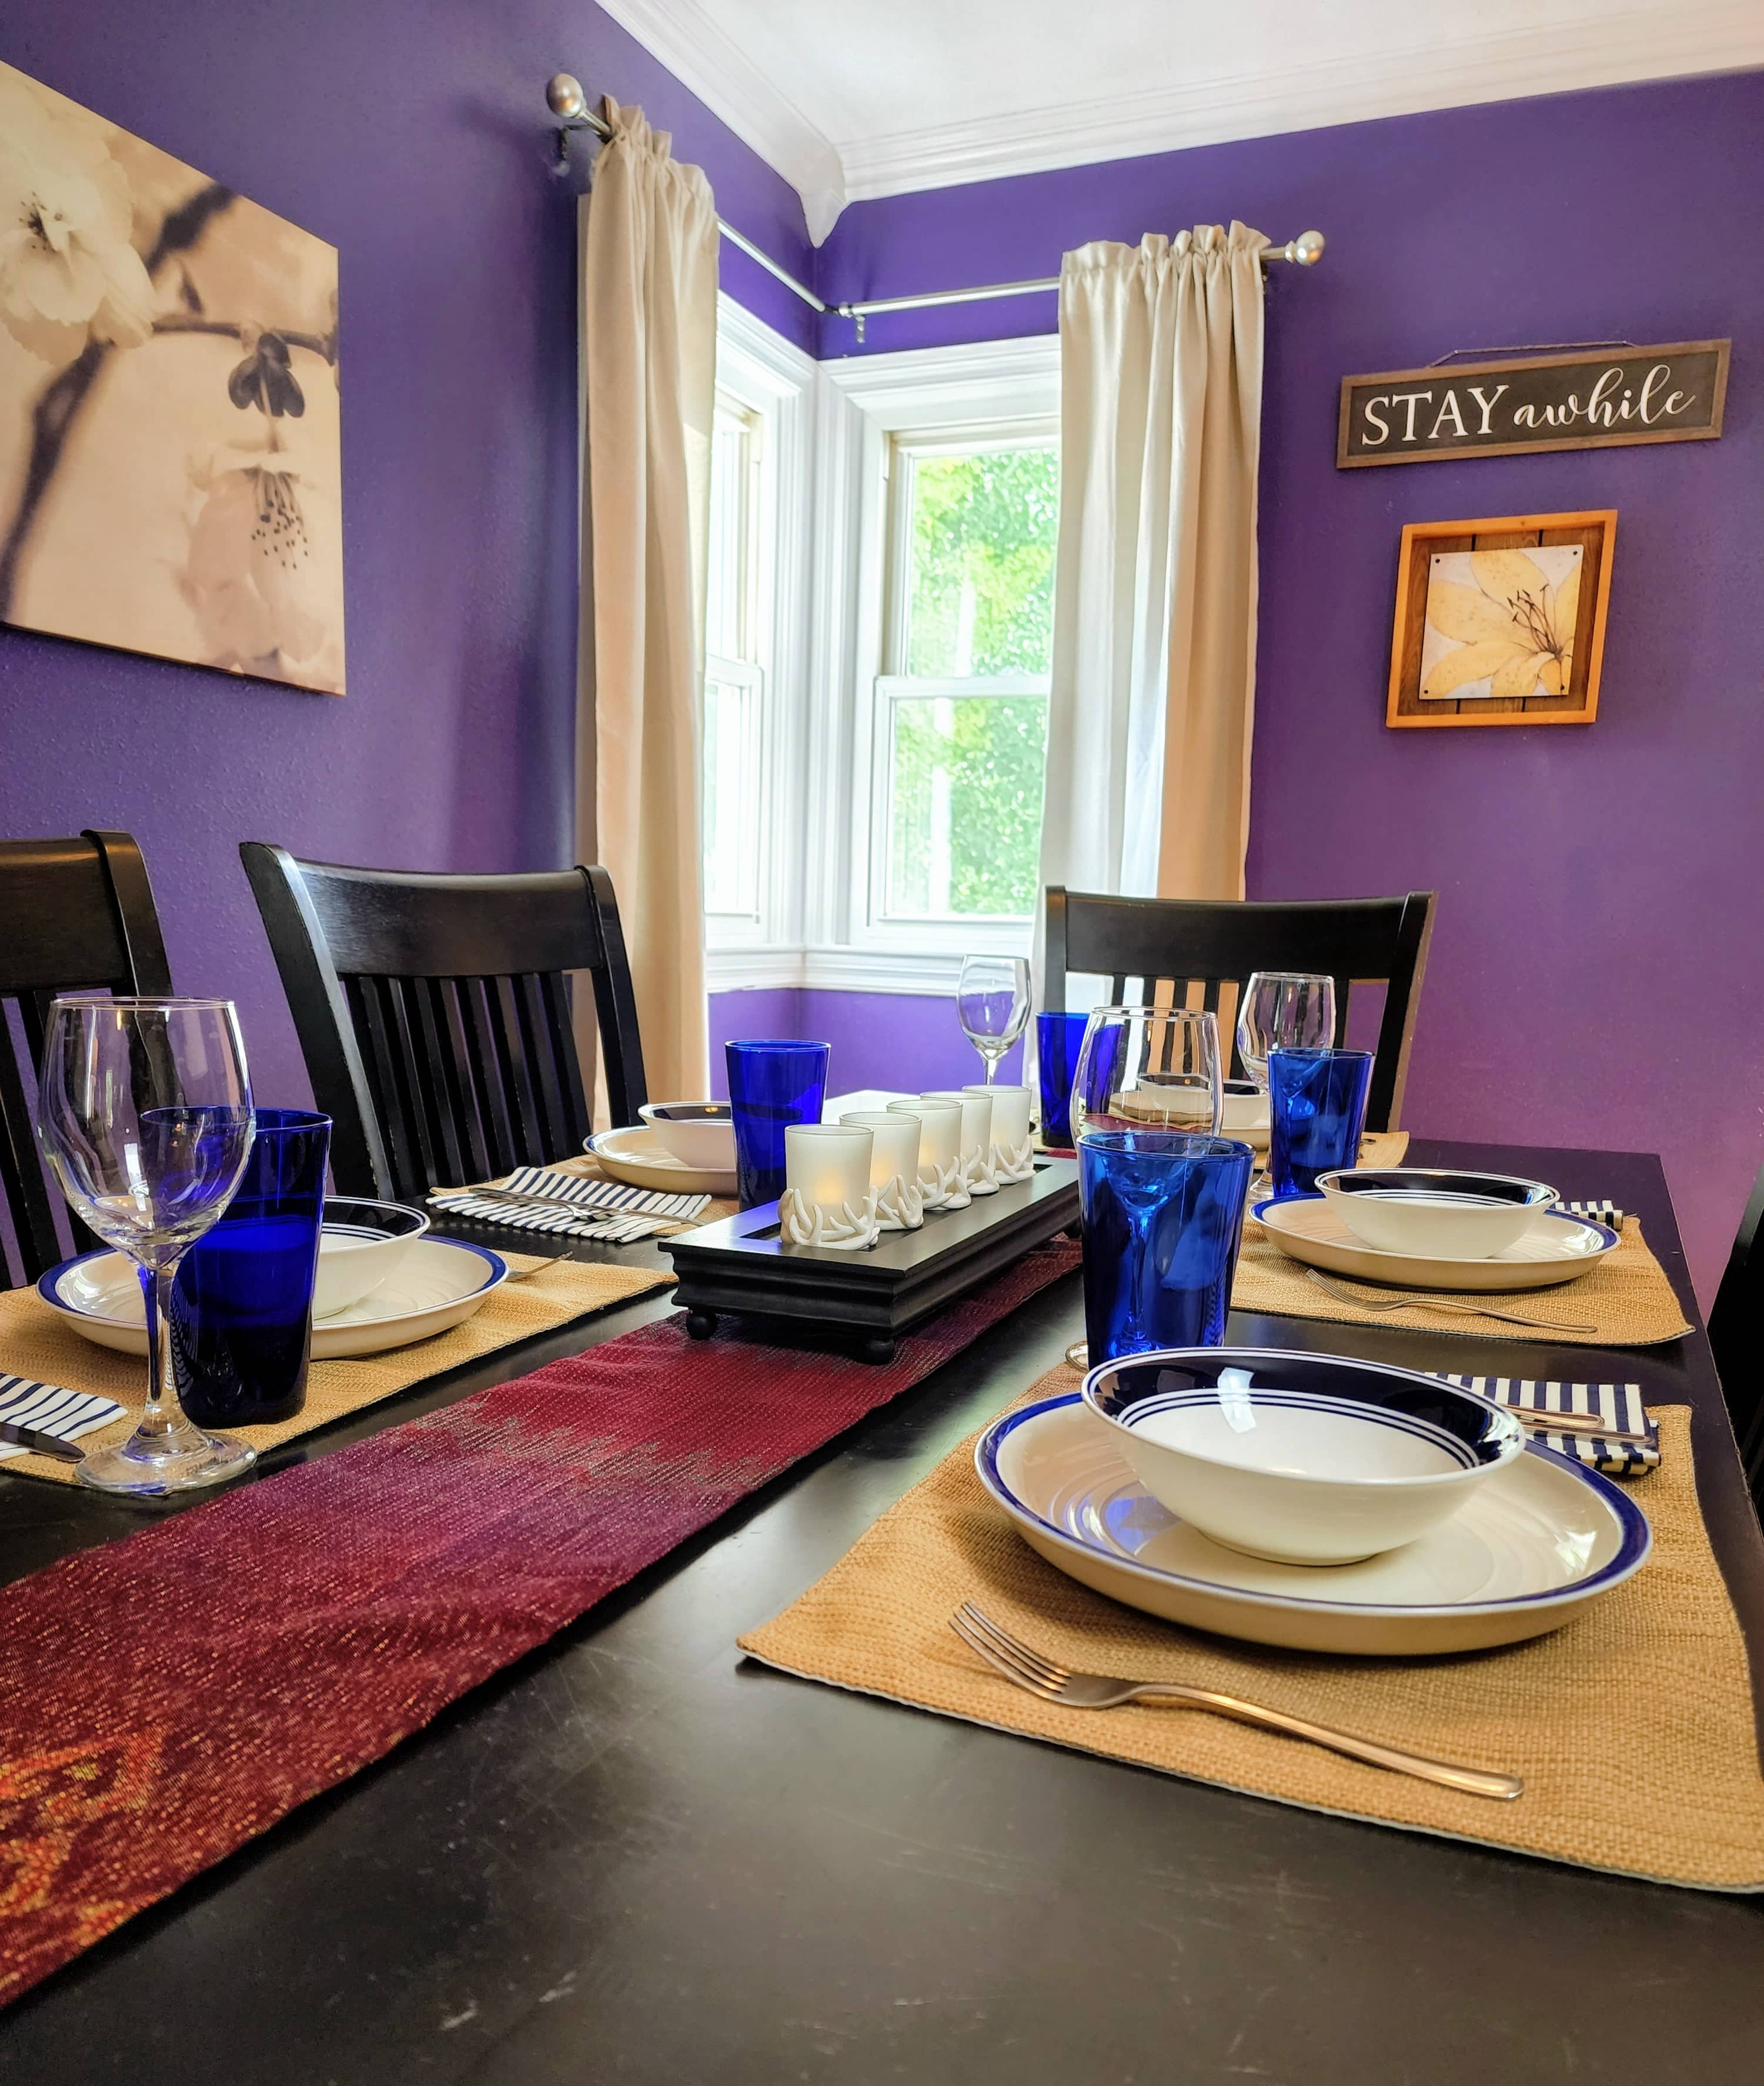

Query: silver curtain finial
[547,73,587,119]
[1282,231,1326,266]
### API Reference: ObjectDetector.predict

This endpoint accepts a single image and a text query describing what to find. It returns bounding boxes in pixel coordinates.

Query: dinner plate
[586,1124,737,1197]
[975,1393,1650,1656]
[38,1238,508,1360]
[1252,1195,1619,1291]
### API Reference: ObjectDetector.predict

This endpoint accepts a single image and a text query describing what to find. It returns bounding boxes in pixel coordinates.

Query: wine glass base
[75,1426,257,1497]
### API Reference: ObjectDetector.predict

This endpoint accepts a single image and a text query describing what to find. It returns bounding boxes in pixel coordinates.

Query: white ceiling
[597,0,1764,241]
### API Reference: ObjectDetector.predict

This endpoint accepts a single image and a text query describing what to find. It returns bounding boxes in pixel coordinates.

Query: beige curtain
[1037,226,1266,928]
[577,100,718,1106]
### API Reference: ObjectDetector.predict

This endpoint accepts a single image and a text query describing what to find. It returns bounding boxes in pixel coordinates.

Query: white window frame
[701,327,1060,997]
[867,419,1057,935]
[806,335,1061,993]
[702,392,766,933]
[702,295,815,983]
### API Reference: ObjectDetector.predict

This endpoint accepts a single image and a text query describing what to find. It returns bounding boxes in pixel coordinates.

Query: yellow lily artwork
[1418,545,1583,701]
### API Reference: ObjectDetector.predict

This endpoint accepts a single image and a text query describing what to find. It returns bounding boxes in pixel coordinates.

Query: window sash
[703,655,765,923]
[866,421,1058,931]
[868,673,1051,927]
[881,420,1058,683]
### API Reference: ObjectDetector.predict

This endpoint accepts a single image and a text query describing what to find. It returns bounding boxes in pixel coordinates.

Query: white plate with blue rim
[975,1390,1651,1656]
[1253,1193,1619,1291]
[37,1236,508,1361]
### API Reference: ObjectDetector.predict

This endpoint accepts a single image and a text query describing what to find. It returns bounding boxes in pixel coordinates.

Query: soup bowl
[1081,1347,1524,1566]
[315,1199,430,1318]
[640,1102,736,1172]
[1317,1168,1556,1259]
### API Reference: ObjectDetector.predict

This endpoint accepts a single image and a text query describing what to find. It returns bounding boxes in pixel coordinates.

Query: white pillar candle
[964,1083,1033,1182]
[841,1111,920,1194]
[886,1097,966,1211]
[780,1123,878,1250]
[841,1110,924,1230]
[923,1090,997,1194]
[785,1122,873,1208]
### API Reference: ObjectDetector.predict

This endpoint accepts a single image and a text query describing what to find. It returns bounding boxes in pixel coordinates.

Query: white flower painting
[0,61,343,693]
[1418,546,1583,704]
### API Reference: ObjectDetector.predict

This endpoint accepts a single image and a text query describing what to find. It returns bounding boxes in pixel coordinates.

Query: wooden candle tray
[664,1157,1080,1362]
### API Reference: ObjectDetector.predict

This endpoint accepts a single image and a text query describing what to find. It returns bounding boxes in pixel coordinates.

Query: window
[703,393,765,926]
[701,322,1057,994]
[871,430,1058,927]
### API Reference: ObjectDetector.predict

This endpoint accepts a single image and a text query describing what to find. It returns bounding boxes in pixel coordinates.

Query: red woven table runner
[0,1240,1078,2005]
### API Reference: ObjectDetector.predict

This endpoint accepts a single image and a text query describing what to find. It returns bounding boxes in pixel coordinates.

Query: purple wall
[707,989,1023,1100]
[814,72,1764,1302]
[0,1,812,1110]
[5,16,1759,1302]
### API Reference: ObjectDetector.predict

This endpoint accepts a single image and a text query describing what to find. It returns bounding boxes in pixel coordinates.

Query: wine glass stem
[138,1260,181,1442]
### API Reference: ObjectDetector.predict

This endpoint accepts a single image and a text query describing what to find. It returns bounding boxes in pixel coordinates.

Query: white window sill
[706,943,1027,995]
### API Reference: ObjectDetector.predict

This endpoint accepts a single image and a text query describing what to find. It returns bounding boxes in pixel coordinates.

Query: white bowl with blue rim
[639,1102,735,1173]
[1316,1167,1556,1259]
[975,1392,1649,1655]
[1081,1348,1525,1566]
[315,1197,430,1318]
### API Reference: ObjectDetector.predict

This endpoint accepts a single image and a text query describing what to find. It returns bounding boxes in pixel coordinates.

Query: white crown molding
[594,0,847,239]
[600,0,1764,231]
[837,4,1764,200]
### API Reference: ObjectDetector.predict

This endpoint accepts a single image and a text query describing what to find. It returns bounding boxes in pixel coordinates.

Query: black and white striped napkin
[429,1164,711,1243]
[0,1374,125,1461]
[1431,1373,1657,1478]
[1562,1199,1625,1231]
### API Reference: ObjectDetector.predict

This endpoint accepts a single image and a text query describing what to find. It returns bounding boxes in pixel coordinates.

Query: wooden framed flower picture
[1385,510,1615,728]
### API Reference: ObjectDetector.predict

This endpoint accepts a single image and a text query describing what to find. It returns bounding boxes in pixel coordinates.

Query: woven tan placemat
[741,1377,1764,1891]
[1232,1212,1693,1347]
[0,1254,670,1487]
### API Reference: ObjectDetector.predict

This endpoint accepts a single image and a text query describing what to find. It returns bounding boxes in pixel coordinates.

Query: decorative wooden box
[664,1157,1080,1362]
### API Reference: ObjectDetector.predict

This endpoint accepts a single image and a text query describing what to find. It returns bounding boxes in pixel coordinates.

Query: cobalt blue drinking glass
[1078,1130,1254,1363]
[171,1109,332,1427]
[1267,1048,1374,1198]
[726,1041,830,1209]
[1035,1012,1090,1148]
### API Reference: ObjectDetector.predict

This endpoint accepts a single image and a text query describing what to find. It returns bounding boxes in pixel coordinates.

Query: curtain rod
[546,76,1324,337]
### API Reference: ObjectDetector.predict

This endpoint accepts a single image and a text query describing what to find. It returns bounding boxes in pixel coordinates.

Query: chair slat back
[1709,1163,1764,1516]
[242,845,646,1202]
[0,832,173,1288]
[1044,888,1435,1133]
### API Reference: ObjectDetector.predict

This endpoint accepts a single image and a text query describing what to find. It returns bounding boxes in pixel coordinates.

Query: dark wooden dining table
[0,1138,1759,2085]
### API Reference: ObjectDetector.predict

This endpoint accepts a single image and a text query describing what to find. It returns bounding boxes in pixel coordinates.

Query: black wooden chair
[1709,1162,1764,1514]
[0,830,173,1288]
[1043,886,1436,1133]
[240,844,647,1203]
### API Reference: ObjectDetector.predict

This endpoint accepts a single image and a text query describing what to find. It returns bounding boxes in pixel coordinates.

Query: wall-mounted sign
[1337,342,1729,469]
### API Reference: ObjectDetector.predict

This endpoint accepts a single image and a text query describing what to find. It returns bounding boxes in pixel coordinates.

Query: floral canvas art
[0,61,342,692]
[1418,546,1582,702]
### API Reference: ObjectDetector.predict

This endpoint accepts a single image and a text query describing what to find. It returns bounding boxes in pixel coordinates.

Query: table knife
[0,1421,86,1463]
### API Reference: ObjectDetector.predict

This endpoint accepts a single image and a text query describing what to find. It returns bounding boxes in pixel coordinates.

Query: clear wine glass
[1070,1007,1224,1143]
[36,996,258,1496]
[957,955,1031,1084]
[1235,972,1337,1091]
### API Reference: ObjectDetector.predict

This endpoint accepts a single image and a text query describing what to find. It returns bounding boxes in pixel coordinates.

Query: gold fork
[949,1604,1522,1800]
[1306,1268,1596,1334]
